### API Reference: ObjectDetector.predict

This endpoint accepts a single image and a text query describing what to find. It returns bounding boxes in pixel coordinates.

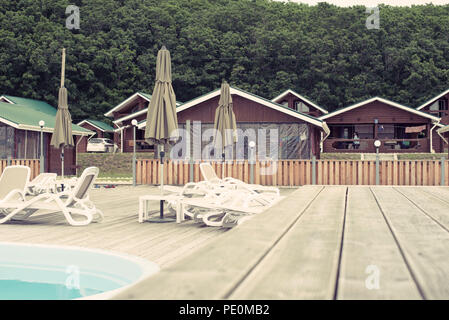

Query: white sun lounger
[179,188,284,227]
[26,173,57,195]
[0,167,103,226]
[148,163,283,225]
[199,162,280,199]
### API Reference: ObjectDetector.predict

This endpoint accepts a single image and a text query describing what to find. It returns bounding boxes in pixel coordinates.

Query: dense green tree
[0,0,448,123]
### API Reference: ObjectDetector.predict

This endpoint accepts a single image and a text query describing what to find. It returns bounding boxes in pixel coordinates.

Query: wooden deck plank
[114,186,324,300]
[229,186,347,300]
[337,187,421,299]
[371,187,449,299]
[394,187,449,232]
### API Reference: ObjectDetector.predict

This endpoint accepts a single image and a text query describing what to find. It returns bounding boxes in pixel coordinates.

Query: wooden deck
[0,186,239,268]
[3,185,449,299]
[112,185,449,300]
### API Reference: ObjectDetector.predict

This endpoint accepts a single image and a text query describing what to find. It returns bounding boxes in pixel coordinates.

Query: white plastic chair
[0,167,103,226]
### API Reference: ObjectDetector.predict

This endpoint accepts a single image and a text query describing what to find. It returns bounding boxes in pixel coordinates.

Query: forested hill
[0,0,448,123]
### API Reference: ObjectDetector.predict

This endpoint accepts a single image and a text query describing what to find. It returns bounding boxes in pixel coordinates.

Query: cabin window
[354,125,374,139]
[0,124,15,159]
[439,100,448,117]
[183,122,311,160]
[295,101,309,113]
[16,130,39,159]
[377,124,395,139]
[280,100,288,107]
[429,100,448,117]
[429,101,439,111]
[329,124,374,139]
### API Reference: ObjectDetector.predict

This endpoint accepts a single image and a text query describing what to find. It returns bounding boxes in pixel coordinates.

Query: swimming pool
[0,242,159,300]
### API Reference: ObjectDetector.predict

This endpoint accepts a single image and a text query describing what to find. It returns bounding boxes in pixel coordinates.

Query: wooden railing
[0,159,40,180]
[136,159,449,186]
[323,138,429,153]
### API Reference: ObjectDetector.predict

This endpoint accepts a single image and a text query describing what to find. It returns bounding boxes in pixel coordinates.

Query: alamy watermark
[366,7,380,30]
[365,265,380,290]
[65,265,80,290]
[168,122,280,175]
[66,5,80,30]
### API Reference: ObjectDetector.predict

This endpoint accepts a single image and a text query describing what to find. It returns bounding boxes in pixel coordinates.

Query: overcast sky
[275,0,449,6]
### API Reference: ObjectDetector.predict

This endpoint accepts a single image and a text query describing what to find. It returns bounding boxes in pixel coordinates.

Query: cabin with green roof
[76,119,114,153]
[0,95,93,175]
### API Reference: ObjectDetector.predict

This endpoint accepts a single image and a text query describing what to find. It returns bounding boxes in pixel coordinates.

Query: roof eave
[320,97,440,122]
[416,88,449,111]
[77,120,113,133]
[272,89,329,114]
[104,92,151,117]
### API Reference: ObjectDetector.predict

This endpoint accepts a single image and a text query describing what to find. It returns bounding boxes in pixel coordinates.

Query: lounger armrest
[223,177,243,184]
[3,189,26,201]
[181,182,209,196]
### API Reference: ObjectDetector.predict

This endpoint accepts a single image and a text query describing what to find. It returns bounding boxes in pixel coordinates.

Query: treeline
[0,0,448,123]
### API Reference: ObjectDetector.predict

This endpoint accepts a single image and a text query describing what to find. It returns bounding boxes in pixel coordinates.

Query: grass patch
[321,153,361,160]
[77,152,154,177]
[396,153,447,160]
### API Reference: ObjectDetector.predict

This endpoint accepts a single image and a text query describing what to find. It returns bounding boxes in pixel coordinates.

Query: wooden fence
[136,159,449,186]
[0,159,40,180]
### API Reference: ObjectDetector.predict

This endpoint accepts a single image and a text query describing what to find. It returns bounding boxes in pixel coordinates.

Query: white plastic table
[138,194,183,223]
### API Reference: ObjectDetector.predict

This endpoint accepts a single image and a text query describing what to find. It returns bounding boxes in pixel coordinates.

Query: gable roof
[416,88,449,111]
[113,108,147,124]
[319,96,441,122]
[77,119,114,132]
[137,86,327,130]
[104,91,182,117]
[0,95,92,135]
[271,89,329,114]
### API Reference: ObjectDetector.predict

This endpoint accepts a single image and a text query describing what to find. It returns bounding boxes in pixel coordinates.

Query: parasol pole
[60,48,66,181]
[160,144,165,218]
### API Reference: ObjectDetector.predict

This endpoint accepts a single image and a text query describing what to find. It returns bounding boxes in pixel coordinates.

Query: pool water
[0,280,102,300]
[0,242,159,300]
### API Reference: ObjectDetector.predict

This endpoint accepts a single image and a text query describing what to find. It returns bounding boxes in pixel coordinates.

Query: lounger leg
[138,198,143,223]
[176,201,183,223]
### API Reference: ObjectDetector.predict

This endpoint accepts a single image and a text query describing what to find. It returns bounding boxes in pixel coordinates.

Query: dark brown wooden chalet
[416,89,449,153]
[319,97,442,153]
[136,86,328,159]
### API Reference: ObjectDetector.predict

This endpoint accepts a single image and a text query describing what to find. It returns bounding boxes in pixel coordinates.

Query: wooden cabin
[272,89,329,118]
[135,86,328,160]
[319,97,442,153]
[76,119,114,153]
[104,92,182,153]
[416,89,449,153]
[0,95,93,175]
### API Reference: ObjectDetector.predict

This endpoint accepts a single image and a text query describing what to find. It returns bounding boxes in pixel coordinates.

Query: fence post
[312,156,316,185]
[249,144,255,184]
[186,120,194,182]
[376,151,380,185]
[441,157,445,186]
